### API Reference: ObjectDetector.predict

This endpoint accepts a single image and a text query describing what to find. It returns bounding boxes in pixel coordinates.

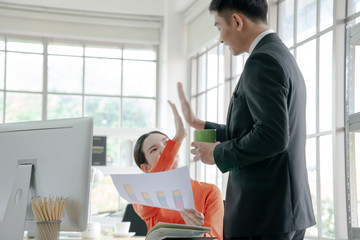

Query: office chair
[122,204,147,236]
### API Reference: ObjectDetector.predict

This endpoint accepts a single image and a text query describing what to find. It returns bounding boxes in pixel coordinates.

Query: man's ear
[141,163,150,173]
[232,13,244,31]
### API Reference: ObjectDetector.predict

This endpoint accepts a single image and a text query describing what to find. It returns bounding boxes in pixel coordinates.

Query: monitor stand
[0,163,33,240]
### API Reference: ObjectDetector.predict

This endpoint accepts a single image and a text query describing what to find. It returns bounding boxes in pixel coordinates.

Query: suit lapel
[226,76,242,139]
[225,33,280,139]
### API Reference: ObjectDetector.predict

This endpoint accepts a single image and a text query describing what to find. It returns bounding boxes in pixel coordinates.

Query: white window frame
[0,34,160,226]
[187,0,350,239]
[345,21,360,240]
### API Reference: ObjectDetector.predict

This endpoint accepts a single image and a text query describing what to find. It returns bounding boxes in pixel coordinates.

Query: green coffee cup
[193,129,216,143]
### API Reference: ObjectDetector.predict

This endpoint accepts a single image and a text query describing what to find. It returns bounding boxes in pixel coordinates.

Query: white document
[111,166,195,211]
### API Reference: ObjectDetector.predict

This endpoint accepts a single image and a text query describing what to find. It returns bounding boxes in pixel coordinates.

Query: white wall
[158,1,192,166]
[161,0,218,166]
[184,0,218,56]
[0,1,163,44]
[159,1,187,134]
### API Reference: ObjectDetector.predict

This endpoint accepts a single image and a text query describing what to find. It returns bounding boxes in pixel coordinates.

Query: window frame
[189,41,230,193]
[0,34,160,225]
[345,21,360,239]
[276,0,347,239]
[187,0,348,239]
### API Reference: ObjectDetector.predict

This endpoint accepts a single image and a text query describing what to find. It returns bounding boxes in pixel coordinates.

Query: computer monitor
[0,117,93,239]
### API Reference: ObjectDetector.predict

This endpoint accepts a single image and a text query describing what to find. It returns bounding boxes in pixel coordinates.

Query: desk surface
[25,237,145,240]
[61,238,144,240]
[109,238,144,240]
[24,237,145,240]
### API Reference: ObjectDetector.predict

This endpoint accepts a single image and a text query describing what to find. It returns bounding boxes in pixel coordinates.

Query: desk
[58,238,213,240]
[56,237,214,240]
[24,237,145,240]
[109,238,145,240]
[62,238,144,240]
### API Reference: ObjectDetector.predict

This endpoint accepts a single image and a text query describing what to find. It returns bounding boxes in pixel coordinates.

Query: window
[346,20,360,239]
[348,0,360,17]
[279,0,336,237]
[0,38,157,128]
[188,0,356,238]
[189,39,249,193]
[190,0,338,238]
[189,43,229,190]
[0,35,158,227]
[276,0,360,239]
[0,38,3,123]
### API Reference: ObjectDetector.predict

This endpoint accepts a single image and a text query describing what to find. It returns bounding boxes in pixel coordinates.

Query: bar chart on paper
[172,190,184,209]
[156,191,169,207]
[111,167,195,211]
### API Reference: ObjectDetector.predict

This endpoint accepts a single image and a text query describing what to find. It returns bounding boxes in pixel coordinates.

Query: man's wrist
[192,119,206,129]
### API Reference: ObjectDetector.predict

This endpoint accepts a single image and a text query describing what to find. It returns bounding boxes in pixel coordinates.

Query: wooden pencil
[31,196,68,239]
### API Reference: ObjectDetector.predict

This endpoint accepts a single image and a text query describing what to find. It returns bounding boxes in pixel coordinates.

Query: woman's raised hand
[168,100,187,143]
[177,82,205,129]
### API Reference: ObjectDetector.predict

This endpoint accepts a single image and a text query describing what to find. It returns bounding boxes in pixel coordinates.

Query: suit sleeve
[205,121,227,142]
[214,53,290,172]
[133,140,181,220]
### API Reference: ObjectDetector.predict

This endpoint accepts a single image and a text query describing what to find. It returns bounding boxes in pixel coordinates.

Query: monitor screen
[0,117,93,237]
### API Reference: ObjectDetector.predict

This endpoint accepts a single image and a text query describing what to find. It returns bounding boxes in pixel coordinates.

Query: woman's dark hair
[133,131,169,169]
[209,0,268,24]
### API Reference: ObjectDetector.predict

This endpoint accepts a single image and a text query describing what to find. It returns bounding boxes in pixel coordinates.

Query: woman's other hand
[168,100,187,142]
[180,209,204,226]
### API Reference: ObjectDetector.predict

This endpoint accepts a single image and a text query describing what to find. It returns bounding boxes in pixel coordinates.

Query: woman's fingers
[168,100,187,142]
[168,100,177,114]
[168,100,182,122]
[180,209,204,226]
[177,82,186,102]
[177,82,193,123]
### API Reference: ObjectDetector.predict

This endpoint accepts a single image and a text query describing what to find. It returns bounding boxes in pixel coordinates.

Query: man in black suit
[177,0,316,239]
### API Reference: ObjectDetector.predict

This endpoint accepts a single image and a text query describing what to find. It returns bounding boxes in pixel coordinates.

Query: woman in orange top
[133,101,224,240]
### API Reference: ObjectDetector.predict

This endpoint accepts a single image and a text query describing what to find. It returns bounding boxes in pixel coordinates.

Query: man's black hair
[209,0,268,24]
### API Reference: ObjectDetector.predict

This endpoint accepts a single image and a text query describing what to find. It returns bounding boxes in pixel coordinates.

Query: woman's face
[141,133,179,173]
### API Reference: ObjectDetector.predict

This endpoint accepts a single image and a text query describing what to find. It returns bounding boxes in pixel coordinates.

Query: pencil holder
[31,196,68,240]
[36,220,61,240]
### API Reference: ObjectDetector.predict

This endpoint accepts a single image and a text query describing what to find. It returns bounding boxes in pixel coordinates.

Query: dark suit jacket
[206,33,316,238]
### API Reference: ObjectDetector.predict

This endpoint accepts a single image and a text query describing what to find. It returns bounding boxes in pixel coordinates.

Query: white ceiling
[0,0,198,16]
[174,0,197,13]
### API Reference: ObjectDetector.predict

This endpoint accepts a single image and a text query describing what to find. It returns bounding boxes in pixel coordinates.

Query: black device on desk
[122,204,147,236]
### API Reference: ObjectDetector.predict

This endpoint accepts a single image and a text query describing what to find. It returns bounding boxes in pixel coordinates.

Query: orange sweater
[133,140,224,240]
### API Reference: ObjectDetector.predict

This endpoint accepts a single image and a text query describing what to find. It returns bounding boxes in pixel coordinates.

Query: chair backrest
[122,204,147,236]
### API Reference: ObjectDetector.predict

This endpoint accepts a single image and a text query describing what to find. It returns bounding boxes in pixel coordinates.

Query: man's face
[214,11,245,56]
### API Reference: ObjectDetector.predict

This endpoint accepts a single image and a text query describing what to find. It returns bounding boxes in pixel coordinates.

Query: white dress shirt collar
[249,29,275,55]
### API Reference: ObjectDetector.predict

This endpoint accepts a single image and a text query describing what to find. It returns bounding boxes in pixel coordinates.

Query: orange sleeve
[199,185,224,240]
[150,139,181,173]
[133,139,182,222]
